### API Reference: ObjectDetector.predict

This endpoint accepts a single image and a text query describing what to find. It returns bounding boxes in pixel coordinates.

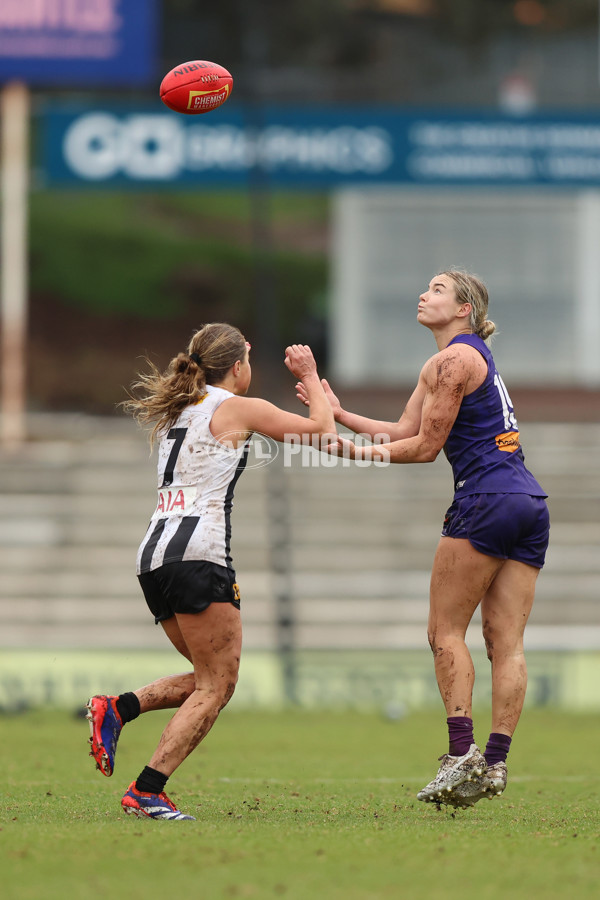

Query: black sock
[135,765,169,795]
[116,692,141,724]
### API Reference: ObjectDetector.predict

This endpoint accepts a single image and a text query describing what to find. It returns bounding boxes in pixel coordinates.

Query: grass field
[2,707,599,900]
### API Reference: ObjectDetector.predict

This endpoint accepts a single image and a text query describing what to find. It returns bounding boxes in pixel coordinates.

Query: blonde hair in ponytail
[442,268,497,341]
[121,323,247,446]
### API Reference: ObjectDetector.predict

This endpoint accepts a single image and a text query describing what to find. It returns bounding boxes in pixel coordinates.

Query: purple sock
[447,716,474,756]
[484,732,512,766]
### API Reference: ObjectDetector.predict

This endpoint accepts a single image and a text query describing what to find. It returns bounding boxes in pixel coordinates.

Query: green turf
[2,708,599,899]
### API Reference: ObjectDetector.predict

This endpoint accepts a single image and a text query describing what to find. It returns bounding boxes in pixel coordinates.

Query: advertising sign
[41,105,600,187]
[0,0,158,85]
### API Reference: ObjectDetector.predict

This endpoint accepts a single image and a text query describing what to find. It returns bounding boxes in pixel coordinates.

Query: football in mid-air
[160,60,233,115]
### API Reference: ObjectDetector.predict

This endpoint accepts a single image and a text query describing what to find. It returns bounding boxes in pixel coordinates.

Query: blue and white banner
[41,105,600,187]
[0,0,158,85]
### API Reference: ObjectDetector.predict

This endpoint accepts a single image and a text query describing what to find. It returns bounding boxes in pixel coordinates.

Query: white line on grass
[216,775,599,784]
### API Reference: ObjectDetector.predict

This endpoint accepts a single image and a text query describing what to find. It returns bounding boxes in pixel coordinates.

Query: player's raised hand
[295,381,310,406]
[296,377,342,419]
[284,344,318,380]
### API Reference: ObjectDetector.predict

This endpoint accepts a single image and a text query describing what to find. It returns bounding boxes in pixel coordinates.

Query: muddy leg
[146,603,242,777]
[428,537,504,718]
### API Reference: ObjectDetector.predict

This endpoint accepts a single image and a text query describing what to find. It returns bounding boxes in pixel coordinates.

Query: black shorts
[138,560,241,624]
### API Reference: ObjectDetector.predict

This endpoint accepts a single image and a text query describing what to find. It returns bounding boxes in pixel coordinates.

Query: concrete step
[2,618,600,653]
[0,418,598,651]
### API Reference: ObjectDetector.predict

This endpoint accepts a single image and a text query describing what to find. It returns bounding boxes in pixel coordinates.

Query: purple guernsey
[444,334,547,499]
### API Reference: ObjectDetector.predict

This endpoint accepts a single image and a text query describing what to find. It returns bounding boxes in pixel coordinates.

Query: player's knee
[194,661,239,708]
[482,621,496,660]
[427,627,439,654]
[212,670,238,711]
[483,622,517,661]
[218,679,237,711]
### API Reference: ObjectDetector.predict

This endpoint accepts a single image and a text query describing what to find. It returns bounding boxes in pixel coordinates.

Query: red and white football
[160,60,233,115]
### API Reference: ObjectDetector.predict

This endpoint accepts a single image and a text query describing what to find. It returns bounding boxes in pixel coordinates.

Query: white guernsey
[136,385,248,575]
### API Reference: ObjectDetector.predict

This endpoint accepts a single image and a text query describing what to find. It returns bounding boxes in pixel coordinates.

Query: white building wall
[331,188,600,387]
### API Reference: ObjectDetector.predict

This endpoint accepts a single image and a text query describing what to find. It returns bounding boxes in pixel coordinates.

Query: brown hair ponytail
[121,323,247,446]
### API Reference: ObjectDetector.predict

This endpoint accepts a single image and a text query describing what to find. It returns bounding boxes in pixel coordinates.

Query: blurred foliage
[27,190,329,411]
[29,190,328,325]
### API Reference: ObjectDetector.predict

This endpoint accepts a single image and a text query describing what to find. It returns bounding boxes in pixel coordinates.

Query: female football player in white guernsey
[86,323,335,820]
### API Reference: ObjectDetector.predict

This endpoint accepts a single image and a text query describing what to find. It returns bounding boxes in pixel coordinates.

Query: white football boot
[446,762,508,808]
[417,744,487,802]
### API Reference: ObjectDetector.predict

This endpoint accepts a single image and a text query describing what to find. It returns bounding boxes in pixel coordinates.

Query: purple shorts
[441,493,550,569]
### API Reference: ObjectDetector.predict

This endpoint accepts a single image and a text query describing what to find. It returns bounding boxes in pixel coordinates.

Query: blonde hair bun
[479,320,496,340]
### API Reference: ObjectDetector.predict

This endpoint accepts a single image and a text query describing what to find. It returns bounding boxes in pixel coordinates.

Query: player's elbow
[311,417,336,438]
[418,444,441,463]
[306,423,336,446]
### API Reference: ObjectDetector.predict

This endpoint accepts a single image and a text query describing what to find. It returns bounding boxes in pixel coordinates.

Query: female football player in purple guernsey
[299,269,549,808]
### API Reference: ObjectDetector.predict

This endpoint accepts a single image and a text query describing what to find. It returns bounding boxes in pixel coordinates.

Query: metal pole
[1,81,30,448]
[236,0,297,704]
[266,457,297,705]
[576,192,600,387]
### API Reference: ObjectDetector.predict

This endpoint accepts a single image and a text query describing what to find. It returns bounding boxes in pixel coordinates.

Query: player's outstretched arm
[327,347,470,464]
[296,375,425,442]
